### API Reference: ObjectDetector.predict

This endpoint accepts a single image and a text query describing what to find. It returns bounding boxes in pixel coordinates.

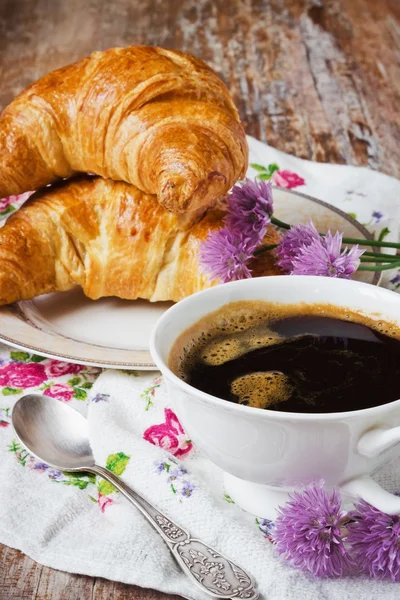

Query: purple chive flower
[226,179,273,237]
[272,481,354,578]
[276,221,320,272]
[199,228,257,283]
[372,211,383,223]
[277,222,364,279]
[348,499,400,581]
[199,178,275,284]
[291,232,364,278]
[181,481,195,497]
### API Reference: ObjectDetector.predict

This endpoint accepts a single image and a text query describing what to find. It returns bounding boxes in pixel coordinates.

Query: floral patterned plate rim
[0,189,380,369]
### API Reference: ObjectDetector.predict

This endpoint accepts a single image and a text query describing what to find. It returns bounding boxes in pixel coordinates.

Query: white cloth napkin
[1,135,400,600]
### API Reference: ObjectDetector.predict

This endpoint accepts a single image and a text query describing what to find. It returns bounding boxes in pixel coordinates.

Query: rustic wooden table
[0,0,399,598]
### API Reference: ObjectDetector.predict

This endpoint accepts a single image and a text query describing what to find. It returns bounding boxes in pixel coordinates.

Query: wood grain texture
[0,0,399,176]
[0,0,399,598]
[0,544,180,600]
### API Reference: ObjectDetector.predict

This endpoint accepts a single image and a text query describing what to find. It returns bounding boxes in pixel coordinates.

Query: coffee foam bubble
[200,326,282,366]
[169,300,400,383]
[170,302,276,378]
[231,371,293,409]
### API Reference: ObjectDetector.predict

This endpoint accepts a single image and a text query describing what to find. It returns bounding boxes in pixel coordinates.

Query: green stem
[358,261,400,272]
[342,237,400,249]
[360,256,400,263]
[270,216,291,230]
[270,215,400,250]
[363,251,399,259]
[253,248,399,262]
[253,244,278,256]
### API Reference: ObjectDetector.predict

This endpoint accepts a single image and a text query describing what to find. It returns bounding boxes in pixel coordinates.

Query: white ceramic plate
[0,189,380,369]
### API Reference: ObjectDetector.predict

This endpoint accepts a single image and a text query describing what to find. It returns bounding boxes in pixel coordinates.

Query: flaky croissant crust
[0,176,280,307]
[0,46,248,217]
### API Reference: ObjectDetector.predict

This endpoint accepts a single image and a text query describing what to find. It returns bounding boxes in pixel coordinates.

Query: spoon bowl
[12,394,95,470]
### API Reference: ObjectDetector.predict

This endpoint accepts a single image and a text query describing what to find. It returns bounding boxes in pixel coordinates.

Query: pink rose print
[0,191,33,213]
[43,383,74,401]
[273,170,305,189]
[143,408,193,458]
[0,197,12,212]
[98,493,113,513]
[0,362,47,388]
[45,360,83,377]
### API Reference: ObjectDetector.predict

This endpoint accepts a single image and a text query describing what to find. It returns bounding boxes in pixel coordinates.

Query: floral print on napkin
[143,408,193,458]
[0,351,99,400]
[250,162,305,188]
[154,458,196,498]
[8,438,96,489]
[0,344,196,516]
[95,452,131,512]
[0,350,101,489]
[0,191,33,219]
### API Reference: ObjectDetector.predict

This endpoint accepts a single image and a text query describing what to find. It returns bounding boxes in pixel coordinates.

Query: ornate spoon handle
[92,465,259,599]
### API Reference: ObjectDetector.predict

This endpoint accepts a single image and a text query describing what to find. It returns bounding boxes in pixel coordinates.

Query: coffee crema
[169,301,400,413]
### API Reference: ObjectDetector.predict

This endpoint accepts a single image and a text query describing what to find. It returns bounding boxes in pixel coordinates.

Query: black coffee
[169,301,400,413]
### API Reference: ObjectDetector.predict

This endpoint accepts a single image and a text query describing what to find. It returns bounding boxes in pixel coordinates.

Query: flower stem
[363,251,399,259]
[270,215,400,250]
[342,237,400,249]
[360,256,400,263]
[253,244,278,256]
[358,261,400,272]
[254,246,398,260]
[271,216,291,230]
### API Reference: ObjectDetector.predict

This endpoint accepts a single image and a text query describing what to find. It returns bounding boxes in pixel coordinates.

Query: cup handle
[341,426,400,514]
[357,426,400,458]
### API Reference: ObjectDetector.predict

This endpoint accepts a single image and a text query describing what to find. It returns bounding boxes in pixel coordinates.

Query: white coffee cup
[150,276,400,519]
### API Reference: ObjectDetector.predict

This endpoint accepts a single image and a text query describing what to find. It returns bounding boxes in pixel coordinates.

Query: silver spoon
[12,394,258,600]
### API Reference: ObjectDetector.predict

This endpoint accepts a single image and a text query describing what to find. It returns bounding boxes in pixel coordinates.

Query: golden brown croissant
[0,176,280,306]
[0,46,248,219]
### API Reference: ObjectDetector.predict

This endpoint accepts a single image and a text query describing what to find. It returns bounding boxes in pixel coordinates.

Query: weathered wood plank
[0,544,179,600]
[0,0,399,177]
[0,544,42,600]
[92,579,180,600]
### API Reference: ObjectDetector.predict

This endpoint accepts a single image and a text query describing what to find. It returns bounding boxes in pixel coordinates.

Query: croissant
[0,46,248,219]
[0,176,280,307]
